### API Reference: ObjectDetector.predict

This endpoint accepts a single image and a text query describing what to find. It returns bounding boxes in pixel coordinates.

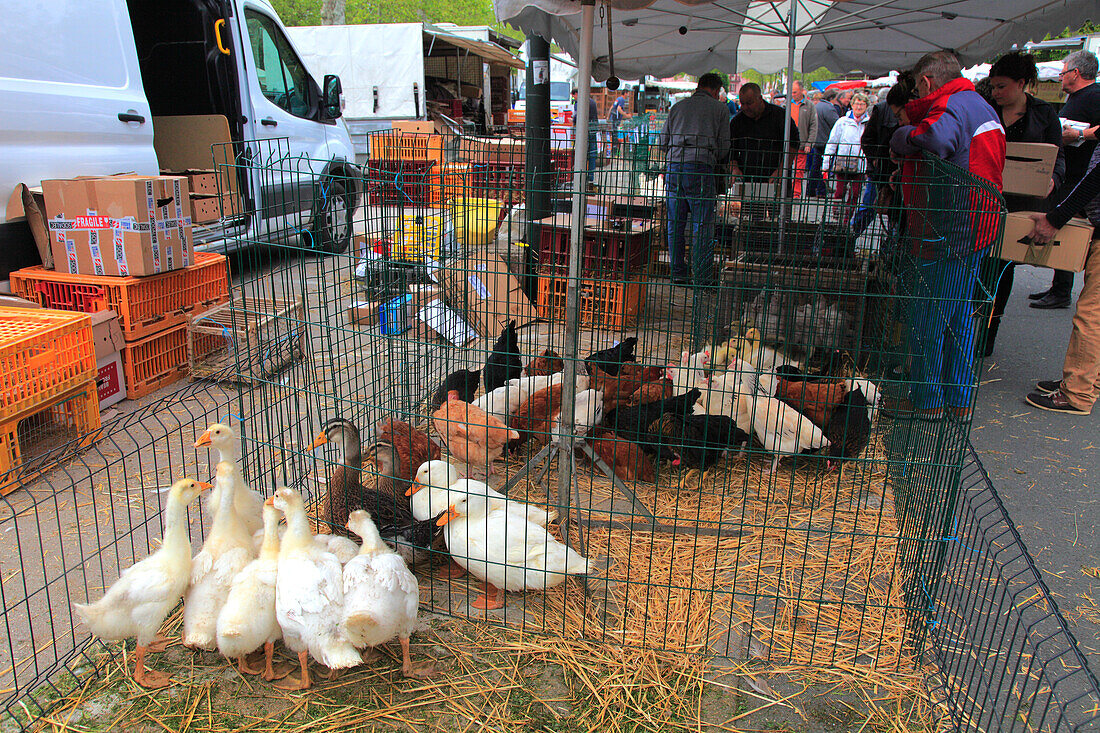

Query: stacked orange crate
[10,253,231,399]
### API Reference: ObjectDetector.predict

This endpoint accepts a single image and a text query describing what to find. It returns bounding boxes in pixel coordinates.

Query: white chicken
[437,493,594,610]
[72,478,211,688]
[216,497,282,679]
[739,389,830,473]
[272,487,362,690]
[183,462,255,650]
[341,510,433,678]
[194,423,263,535]
[472,382,527,422]
[550,388,604,443]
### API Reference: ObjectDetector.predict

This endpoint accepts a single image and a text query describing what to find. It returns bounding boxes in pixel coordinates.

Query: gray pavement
[969,263,1099,670]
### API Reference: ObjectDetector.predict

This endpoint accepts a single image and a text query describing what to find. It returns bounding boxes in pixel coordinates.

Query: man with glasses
[1029,50,1100,310]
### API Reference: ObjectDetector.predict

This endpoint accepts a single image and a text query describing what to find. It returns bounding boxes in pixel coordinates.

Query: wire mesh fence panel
[3,124,1095,733]
[923,445,1100,731]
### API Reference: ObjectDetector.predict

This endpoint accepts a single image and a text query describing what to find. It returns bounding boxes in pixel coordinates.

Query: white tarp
[287,24,425,119]
[492,0,1099,78]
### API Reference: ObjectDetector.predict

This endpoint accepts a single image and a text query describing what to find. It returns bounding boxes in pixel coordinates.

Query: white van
[0,0,359,279]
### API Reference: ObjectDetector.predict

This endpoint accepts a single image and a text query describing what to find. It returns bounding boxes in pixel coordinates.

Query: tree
[321,0,345,24]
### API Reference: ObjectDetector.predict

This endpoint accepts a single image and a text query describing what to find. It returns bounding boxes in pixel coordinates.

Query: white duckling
[341,510,434,678]
[436,493,593,610]
[72,478,211,688]
[408,460,556,526]
[272,487,362,690]
[183,461,255,650]
[250,525,361,565]
[216,497,283,679]
[194,423,263,535]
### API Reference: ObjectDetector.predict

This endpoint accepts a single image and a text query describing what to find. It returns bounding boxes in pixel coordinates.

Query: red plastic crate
[469,163,524,204]
[365,160,441,206]
[536,275,646,330]
[550,148,574,185]
[121,322,221,400]
[9,253,230,342]
[0,308,96,423]
[536,218,654,276]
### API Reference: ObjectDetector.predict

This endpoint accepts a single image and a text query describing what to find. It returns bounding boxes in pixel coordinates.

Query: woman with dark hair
[982,51,1066,355]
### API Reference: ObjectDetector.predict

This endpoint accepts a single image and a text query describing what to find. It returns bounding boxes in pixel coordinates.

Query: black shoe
[1025,390,1091,415]
[1028,289,1051,300]
[670,274,691,286]
[1035,379,1061,394]
[1029,293,1071,310]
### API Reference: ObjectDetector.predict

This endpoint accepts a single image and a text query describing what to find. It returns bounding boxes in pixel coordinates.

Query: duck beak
[194,430,212,448]
[306,432,328,451]
[436,505,459,527]
[405,481,425,497]
[264,496,276,506]
[196,481,213,491]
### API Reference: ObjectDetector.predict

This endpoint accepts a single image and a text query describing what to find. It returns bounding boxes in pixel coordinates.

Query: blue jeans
[666,162,717,284]
[907,251,984,409]
[849,179,879,236]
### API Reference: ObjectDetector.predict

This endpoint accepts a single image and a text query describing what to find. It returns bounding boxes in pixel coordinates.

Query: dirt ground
[32,613,935,733]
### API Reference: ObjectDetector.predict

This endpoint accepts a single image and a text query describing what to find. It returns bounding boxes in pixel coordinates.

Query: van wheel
[312,180,353,254]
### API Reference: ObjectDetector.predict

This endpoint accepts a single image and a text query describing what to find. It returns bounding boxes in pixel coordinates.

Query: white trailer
[287,23,524,162]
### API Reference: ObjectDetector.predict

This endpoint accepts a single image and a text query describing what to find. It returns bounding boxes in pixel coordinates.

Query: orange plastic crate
[443,163,472,200]
[0,381,101,496]
[122,322,222,400]
[0,308,96,422]
[10,252,230,342]
[369,132,444,163]
[536,275,646,330]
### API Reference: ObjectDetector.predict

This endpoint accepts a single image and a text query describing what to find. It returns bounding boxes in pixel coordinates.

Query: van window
[4,2,127,87]
[245,9,312,118]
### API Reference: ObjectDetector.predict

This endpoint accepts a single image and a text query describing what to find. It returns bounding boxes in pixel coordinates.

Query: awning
[424,27,526,69]
[493,0,1098,78]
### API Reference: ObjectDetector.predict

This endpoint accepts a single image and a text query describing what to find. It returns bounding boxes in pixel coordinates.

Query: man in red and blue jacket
[888,50,1006,419]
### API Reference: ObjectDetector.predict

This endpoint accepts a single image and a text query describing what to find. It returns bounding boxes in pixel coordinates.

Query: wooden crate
[187,296,306,385]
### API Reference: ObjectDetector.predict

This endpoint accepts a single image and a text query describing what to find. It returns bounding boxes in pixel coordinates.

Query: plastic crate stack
[0,308,100,494]
[534,213,654,330]
[366,132,444,207]
[10,252,231,400]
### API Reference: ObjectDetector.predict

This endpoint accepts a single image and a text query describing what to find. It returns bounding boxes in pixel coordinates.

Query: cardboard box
[418,299,478,346]
[96,351,126,409]
[1003,143,1059,197]
[437,255,538,337]
[0,294,40,309]
[162,169,220,195]
[42,175,195,277]
[1002,212,1094,272]
[347,300,382,326]
[190,195,221,223]
[90,311,125,360]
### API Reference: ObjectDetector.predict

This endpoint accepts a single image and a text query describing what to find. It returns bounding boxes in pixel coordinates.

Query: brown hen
[431,390,518,474]
[587,428,655,483]
[525,348,565,376]
[775,378,848,428]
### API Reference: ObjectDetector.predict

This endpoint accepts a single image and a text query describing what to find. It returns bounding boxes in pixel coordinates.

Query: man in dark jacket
[1030,50,1100,310]
[850,82,907,234]
[729,83,799,216]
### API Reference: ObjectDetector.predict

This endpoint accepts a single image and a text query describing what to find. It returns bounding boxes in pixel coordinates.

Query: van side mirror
[322,75,343,119]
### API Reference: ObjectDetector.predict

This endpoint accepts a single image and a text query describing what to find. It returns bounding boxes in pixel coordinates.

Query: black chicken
[585,336,637,376]
[430,369,480,410]
[648,413,750,469]
[482,320,522,392]
[825,388,871,474]
[601,387,701,447]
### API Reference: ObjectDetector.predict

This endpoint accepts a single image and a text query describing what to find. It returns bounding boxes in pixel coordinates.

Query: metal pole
[524,33,552,301]
[555,0,596,532]
[778,0,798,249]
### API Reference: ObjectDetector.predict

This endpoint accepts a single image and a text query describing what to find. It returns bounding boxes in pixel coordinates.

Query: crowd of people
[658,48,1100,419]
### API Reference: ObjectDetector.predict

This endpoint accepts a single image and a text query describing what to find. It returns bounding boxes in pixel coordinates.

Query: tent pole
[556,0,596,553]
[778,0,798,250]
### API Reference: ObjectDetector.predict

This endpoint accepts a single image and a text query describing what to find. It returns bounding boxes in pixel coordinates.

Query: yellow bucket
[450,197,502,248]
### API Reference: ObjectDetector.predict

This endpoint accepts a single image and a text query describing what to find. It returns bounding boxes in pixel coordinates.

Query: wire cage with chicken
[1,130,1097,732]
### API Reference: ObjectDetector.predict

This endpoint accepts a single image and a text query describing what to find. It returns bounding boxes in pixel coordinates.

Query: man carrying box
[1025,145,1100,415]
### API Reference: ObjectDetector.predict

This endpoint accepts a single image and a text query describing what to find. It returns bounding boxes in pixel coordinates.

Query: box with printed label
[437,254,537,337]
[96,352,127,409]
[42,175,194,277]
